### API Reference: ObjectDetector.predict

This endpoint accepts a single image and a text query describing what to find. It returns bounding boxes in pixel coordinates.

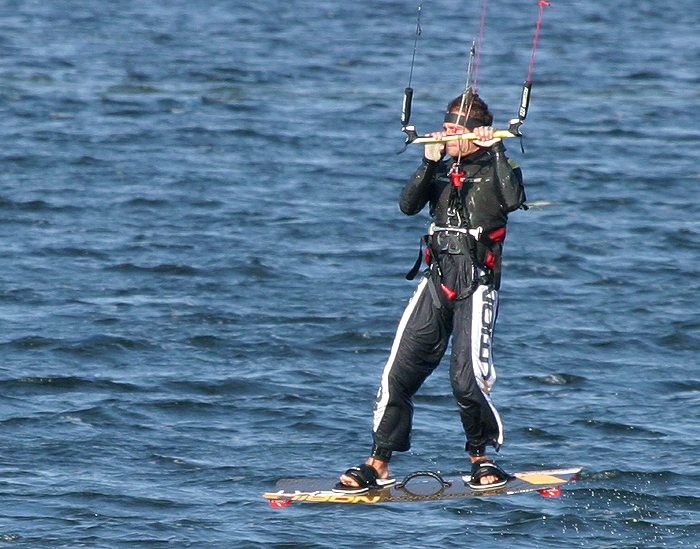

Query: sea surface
[1,0,699,547]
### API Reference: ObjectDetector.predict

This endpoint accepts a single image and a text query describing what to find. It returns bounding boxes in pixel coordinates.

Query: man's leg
[450,284,504,484]
[340,276,451,487]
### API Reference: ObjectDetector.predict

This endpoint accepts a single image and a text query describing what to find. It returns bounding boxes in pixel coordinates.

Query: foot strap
[343,464,378,488]
[333,464,379,494]
[333,464,396,494]
[468,460,511,491]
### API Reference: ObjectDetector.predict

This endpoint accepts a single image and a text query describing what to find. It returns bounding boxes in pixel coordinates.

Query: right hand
[424,141,445,162]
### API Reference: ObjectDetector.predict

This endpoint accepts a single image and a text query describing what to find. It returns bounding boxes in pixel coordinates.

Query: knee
[451,373,481,404]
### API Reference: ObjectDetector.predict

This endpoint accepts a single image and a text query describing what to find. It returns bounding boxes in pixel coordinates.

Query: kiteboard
[264,466,582,507]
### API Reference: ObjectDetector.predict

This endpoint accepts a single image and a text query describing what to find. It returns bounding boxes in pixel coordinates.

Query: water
[1,0,699,547]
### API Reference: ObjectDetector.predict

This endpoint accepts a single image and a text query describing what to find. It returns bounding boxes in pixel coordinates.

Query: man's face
[442,119,479,158]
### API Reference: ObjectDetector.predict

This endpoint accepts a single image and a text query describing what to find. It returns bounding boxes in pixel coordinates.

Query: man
[336,90,526,493]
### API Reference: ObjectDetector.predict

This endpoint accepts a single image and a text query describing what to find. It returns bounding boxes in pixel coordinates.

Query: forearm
[492,144,525,212]
[399,160,437,215]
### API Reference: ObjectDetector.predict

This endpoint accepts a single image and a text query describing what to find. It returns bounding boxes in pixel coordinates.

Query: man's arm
[491,143,526,212]
[399,159,439,215]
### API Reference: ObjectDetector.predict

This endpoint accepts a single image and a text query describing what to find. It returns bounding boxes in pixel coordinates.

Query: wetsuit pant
[372,258,503,457]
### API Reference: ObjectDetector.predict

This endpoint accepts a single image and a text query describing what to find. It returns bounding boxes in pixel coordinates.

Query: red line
[527,1,550,82]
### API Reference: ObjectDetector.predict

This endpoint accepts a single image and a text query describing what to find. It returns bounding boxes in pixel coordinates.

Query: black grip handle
[518,80,532,121]
[401,87,414,126]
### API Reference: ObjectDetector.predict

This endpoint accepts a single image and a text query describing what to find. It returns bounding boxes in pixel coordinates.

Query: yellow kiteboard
[264,467,582,507]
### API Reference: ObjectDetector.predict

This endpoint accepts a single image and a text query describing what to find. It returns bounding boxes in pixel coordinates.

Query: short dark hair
[446,90,493,126]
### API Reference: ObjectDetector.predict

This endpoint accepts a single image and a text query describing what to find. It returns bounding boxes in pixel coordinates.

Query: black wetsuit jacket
[399,142,525,290]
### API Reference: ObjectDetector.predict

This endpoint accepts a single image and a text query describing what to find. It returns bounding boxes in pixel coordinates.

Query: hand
[472,126,501,148]
[424,134,445,162]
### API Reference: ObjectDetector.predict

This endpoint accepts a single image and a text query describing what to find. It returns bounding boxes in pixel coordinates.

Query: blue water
[1,0,699,547]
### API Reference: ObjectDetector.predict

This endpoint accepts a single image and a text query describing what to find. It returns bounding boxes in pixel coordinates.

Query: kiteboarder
[336,90,526,493]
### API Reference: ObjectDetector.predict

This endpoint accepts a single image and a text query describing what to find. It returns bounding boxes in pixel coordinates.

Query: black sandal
[333,464,396,494]
[467,459,511,491]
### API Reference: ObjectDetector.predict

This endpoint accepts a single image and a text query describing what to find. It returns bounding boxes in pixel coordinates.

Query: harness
[407,226,488,302]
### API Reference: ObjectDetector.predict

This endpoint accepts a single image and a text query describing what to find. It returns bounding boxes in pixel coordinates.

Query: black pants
[372,254,503,456]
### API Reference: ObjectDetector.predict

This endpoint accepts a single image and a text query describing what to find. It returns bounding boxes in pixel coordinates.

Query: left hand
[472,126,501,148]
